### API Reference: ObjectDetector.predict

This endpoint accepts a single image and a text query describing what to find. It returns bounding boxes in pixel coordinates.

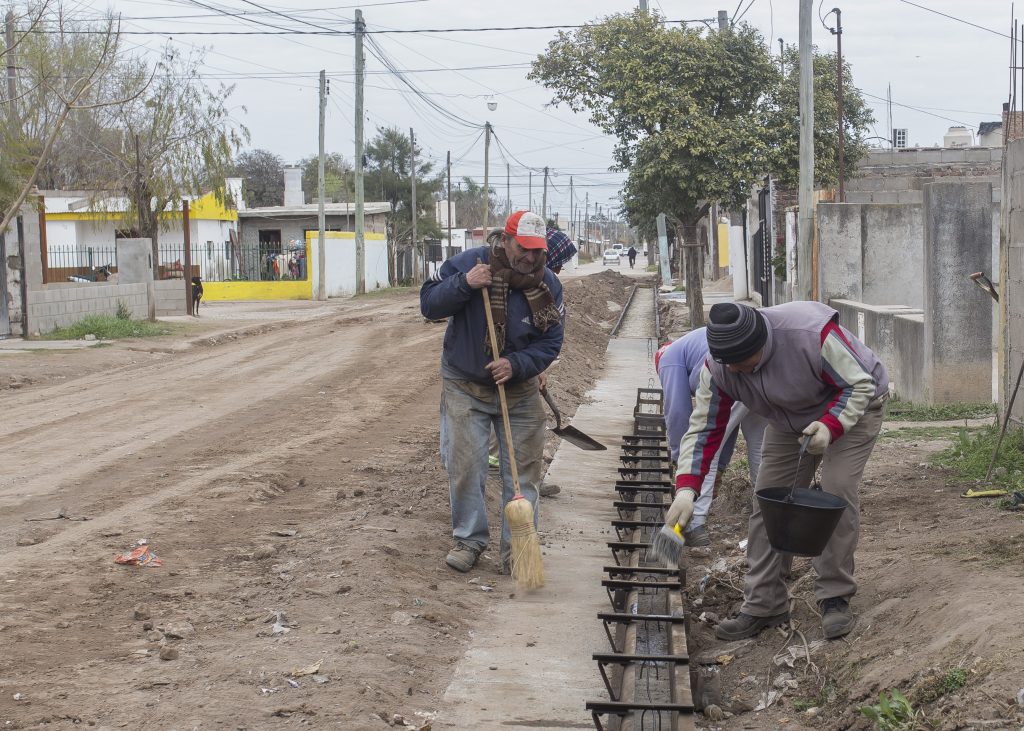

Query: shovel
[540,387,606,451]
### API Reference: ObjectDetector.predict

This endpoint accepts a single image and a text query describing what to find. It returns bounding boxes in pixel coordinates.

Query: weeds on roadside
[913,664,970,705]
[42,315,172,340]
[886,401,995,422]
[934,425,1024,492]
[860,689,925,731]
[115,300,131,320]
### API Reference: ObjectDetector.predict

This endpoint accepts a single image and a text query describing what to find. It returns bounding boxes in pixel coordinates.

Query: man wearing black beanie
[667,301,889,641]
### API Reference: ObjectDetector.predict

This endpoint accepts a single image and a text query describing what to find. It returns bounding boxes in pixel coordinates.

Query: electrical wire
[860,90,978,129]
[895,0,1010,40]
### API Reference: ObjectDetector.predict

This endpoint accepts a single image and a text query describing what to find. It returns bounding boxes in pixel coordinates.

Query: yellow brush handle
[672,524,684,538]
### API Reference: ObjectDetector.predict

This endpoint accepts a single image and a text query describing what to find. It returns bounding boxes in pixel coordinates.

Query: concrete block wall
[922,181,993,404]
[27,282,148,334]
[154,279,189,317]
[817,203,924,308]
[1002,139,1024,422]
[831,299,924,401]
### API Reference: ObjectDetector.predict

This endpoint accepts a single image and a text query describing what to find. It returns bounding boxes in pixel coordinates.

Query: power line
[93,0,423,22]
[28,18,719,35]
[860,90,978,129]
[894,0,1009,40]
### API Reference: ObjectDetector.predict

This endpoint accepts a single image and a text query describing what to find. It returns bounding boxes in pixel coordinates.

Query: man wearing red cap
[421,211,565,574]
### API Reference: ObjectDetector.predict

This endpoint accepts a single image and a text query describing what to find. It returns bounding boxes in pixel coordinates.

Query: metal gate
[752,175,775,306]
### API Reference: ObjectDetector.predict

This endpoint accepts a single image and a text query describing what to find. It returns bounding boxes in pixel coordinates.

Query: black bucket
[755,486,849,557]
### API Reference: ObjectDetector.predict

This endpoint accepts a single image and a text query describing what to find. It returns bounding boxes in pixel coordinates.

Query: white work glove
[665,489,696,529]
[802,421,832,456]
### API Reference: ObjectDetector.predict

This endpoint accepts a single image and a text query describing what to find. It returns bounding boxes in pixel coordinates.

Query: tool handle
[479,266,522,498]
[786,436,812,501]
[539,387,563,431]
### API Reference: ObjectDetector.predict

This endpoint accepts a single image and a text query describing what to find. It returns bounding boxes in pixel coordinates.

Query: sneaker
[445,542,481,573]
[683,524,711,547]
[820,597,855,639]
[715,611,790,641]
[488,455,500,470]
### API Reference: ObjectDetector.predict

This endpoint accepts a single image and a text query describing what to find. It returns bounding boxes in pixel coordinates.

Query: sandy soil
[687,431,1024,731]
[0,272,635,730]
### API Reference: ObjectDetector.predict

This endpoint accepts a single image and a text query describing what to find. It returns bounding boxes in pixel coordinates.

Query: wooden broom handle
[480,279,523,498]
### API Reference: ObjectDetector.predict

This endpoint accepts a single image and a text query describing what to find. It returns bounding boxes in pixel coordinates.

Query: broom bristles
[505,496,545,589]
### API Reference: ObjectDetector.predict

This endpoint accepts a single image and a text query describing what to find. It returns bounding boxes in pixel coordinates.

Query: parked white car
[603,249,620,266]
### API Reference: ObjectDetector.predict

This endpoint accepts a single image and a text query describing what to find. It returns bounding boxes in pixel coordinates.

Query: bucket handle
[786,436,812,502]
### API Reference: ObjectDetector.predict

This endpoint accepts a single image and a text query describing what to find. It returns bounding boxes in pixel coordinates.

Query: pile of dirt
[684,432,1024,730]
[545,269,636,416]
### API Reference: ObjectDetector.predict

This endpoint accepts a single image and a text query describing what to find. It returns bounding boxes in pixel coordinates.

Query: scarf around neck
[486,246,561,357]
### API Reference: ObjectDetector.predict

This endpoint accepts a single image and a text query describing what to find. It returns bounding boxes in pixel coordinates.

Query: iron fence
[46,245,117,282]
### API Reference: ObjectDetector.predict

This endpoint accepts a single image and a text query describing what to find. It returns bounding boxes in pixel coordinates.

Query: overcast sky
[102,0,1016,219]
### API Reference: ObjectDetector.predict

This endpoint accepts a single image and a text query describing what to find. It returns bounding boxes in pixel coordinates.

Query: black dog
[191,276,204,317]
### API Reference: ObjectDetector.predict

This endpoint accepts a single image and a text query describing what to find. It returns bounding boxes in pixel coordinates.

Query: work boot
[683,524,711,547]
[715,611,790,641]
[820,596,856,639]
[445,542,481,573]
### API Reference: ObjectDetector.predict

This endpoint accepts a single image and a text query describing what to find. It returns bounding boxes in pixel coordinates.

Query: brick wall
[27,282,149,334]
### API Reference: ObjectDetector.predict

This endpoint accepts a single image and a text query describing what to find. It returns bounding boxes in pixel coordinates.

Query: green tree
[299,152,352,205]
[530,12,777,326]
[448,176,498,231]
[364,126,443,279]
[232,149,285,207]
[766,44,875,190]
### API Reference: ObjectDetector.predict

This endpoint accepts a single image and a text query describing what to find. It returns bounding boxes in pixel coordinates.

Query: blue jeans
[440,377,544,560]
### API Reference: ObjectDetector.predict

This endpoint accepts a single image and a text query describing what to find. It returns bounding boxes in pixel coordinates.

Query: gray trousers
[741,402,885,617]
[440,378,544,560]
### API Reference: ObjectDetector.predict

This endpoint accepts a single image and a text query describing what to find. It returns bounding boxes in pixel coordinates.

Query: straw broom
[480,279,545,590]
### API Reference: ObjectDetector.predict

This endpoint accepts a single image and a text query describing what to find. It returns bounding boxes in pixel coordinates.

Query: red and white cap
[504,210,547,250]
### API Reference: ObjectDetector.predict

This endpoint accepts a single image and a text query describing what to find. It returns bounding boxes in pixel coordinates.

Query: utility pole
[354,10,366,293]
[797,0,814,300]
[482,122,491,231]
[718,9,728,29]
[528,171,532,212]
[410,127,419,281]
[542,166,549,221]
[569,176,574,238]
[183,199,192,316]
[639,0,648,11]
[584,193,589,253]
[5,10,18,127]
[317,69,327,300]
[779,38,785,74]
[506,163,510,216]
[830,8,845,203]
[656,213,671,287]
[446,150,453,256]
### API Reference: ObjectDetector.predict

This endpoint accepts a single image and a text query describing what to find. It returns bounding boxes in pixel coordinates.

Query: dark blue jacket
[420,246,565,385]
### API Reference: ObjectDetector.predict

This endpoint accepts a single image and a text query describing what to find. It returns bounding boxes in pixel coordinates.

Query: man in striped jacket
[668,302,889,640]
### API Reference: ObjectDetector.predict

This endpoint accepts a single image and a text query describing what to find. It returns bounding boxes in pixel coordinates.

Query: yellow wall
[47,191,236,223]
[717,223,730,268]
[202,278,312,301]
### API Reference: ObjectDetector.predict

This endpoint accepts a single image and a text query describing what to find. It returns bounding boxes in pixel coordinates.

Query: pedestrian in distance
[668,302,888,641]
[655,328,767,547]
[627,245,637,269]
[421,211,565,575]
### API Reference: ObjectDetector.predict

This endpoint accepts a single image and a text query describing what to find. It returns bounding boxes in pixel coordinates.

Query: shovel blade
[551,425,607,451]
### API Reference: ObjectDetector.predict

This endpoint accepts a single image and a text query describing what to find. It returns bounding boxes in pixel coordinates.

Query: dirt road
[0,272,637,730]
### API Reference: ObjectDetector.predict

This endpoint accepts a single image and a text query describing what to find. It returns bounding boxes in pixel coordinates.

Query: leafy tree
[448,176,499,231]
[766,44,874,190]
[363,126,443,279]
[299,152,352,205]
[232,149,284,207]
[53,45,248,277]
[1,3,143,235]
[530,12,777,326]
